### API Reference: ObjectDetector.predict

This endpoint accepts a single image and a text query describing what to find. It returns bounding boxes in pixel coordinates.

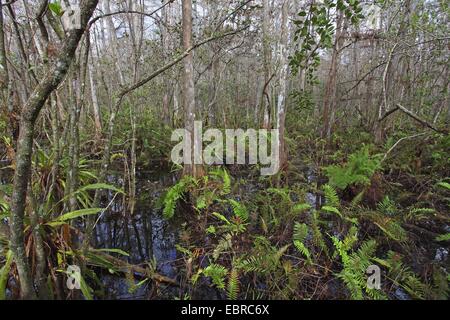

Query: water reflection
[95,170,180,299]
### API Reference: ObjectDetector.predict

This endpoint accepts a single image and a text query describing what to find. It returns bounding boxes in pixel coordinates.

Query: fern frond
[293,222,311,262]
[229,199,249,221]
[267,187,291,203]
[337,268,364,300]
[294,240,312,263]
[325,145,381,190]
[403,275,427,299]
[211,168,231,195]
[293,222,308,242]
[221,169,231,195]
[377,196,397,216]
[368,212,407,242]
[436,233,450,242]
[163,176,195,219]
[311,210,328,255]
[405,207,435,222]
[431,268,449,299]
[292,203,312,215]
[342,226,358,251]
[373,217,407,242]
[379,251,430,300]
[334,236,381,300]
[236,256,266,274]
[437,181,450,191]
[321,205,342,217]
[213,234,233,260]
[322,184,339,208]
[227,268,240,300]
[204,264,228,289]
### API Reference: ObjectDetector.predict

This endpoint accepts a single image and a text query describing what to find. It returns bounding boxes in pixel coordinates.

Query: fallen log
[87,250,178,286]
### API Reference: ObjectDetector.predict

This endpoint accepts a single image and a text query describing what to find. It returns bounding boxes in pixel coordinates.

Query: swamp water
[93,166,322,299]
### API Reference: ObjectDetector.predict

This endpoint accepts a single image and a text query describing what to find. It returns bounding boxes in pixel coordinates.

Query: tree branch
[117,25,250,103]
[87,0,175,30]
[378,104,447,134]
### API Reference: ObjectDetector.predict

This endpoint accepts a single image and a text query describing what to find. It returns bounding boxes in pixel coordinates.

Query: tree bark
[88,57,102,140]
[0,0,14,138]
[322,10,344,140]
[182,0,203,178]
[276,0,290,171]
[161,2,172,125]
[104,0,125,86]
[261,0,272,129]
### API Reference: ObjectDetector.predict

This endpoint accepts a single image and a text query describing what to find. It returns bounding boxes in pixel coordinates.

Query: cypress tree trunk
[182,0,204,178]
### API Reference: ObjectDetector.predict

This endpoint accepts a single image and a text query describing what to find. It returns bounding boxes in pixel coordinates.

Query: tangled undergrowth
[160,133,449,300]
[1,129,449,300]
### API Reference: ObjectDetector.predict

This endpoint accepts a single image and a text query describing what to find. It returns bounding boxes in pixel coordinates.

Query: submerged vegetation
[0,0,449,300]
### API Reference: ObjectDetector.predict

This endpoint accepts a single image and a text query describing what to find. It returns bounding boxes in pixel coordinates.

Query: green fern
[321,205,342,217]
[436,233,450,242]
[203,264,228,289]
[377,196,397,216]
[213,234,233,260]
[333,233,384,300]
[211,168,231,195]
[229,199,249,221]
[431,267,449,299]
[291,203,312,215]
[436,181,450,191]
[236,256,266,274]
[293,223,312,263]
[227,268,240,300]
[375,251,429,299]
[342,225,358,252]
[325,145,381,190]
[293,222,308,241]
[244,236,289,275]
[311,210,328,256]
[163,176,195,219]
[370,213,408,242]
[322,184,340,208]
[267,187,291,201]
[405,207,435,222]
[403,275,428,299]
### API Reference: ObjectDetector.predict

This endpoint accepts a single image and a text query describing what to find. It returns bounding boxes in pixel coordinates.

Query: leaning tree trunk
[9,0,99,299]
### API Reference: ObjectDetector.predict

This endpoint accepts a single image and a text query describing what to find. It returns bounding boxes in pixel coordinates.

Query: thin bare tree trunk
[0,0,15,139]
[182,0,203,178]
[104,0,125,86]
[261,0,272,129]
[161,2,172,125]
[322,11,344,140]
[276,0,290,172]
[88,58,102,140]
[0,0,8,95]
